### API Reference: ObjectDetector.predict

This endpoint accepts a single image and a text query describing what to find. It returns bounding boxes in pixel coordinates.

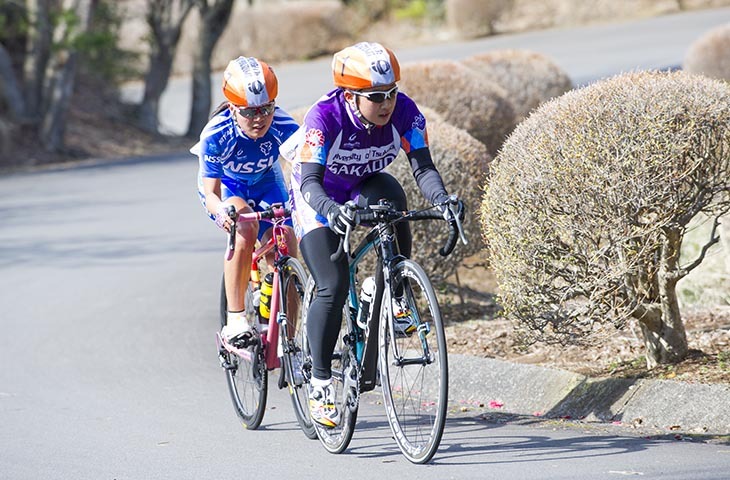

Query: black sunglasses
[351,86,399,104]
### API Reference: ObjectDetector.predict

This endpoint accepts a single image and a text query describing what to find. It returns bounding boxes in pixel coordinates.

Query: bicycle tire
[219,274,227,328]
[302,277,358,453]
[221,276,268,429]
[379,259,448,464]
[279,258,317,439]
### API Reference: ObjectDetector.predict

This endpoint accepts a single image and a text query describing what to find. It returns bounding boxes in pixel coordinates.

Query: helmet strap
[351,96,375,134]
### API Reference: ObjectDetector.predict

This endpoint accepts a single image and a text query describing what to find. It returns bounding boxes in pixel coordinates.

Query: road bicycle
[301,196,467,463]
[215,203,316,439]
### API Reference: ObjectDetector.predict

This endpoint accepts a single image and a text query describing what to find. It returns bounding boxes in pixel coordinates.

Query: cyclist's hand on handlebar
[215,203,236,232]
[434,194,465,222]
[327,201,360,235]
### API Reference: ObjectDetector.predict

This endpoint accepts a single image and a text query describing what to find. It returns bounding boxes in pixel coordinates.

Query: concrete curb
[448,354,730,435]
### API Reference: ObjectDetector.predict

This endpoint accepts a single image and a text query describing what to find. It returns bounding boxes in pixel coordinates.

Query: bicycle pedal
[229,333,255,349]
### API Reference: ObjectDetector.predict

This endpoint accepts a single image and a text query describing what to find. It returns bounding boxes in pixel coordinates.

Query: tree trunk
[636,228,689,368]
[138,0,194,133]
[40,0,95,152]
[138,48,175,132]
[0,44,26,119]
[23,0,53,120]
[40,55,78,151]
[186,0,234,138]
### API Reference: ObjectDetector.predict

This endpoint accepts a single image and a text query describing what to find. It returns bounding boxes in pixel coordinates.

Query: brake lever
[225,205,237,261]
[447,195,468,246]
[452,205,468,246]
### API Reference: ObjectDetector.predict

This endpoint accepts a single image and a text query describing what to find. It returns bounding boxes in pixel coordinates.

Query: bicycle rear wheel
[379,259,448,464]
[219,274,227,328]
[302,277,358,453]
[221,275,268,429]
[279,258,317,439]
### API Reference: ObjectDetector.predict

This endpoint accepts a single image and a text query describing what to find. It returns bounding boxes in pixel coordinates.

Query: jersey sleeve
[299,108,330,167]
[197,113,233,178]
[394,94,429,155]
[274,108,301,141]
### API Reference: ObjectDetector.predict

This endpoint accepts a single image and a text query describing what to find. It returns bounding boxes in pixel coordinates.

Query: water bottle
[356,276,375,329]
[259,272,274,320]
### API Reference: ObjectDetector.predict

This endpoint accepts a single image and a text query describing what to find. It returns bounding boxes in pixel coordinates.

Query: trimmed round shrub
[445,0,508,38]
[462,49,573,122]
[386,106,492,283]
[398,60,517,156]
[488,0,679,35]
[480,70,730,364]
[683,23,730,274]
[684,23,730,81]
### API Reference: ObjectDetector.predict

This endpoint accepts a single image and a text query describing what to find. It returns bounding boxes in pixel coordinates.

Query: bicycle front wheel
[279,257,317,439]
[379,259,448,464]
[221,274,268,429]
[302,277,358,454]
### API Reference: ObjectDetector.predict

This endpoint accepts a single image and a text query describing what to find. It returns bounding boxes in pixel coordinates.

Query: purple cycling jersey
[287,88,428,204]
[282,88,432,237]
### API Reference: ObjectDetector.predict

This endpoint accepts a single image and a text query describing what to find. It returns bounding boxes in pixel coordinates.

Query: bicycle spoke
[302,277,358,453]
[222,280,268,429]
[280,258,317,439]
[380,260,447,464]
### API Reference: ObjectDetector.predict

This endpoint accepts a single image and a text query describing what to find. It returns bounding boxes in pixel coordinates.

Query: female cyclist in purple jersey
[191,57,298,343]
[283,42,461,428]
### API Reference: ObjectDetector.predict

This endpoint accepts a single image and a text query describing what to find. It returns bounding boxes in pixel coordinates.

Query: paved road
[3,7,730,479]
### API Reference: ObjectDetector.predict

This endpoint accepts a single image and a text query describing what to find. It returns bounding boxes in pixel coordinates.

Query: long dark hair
[210,101,229,119]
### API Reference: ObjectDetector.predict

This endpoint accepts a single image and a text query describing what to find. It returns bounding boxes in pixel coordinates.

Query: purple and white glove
[215,203,234,231]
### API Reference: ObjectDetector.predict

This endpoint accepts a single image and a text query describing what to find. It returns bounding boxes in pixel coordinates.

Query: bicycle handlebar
[329,197,467,262]
[225,203,290,261]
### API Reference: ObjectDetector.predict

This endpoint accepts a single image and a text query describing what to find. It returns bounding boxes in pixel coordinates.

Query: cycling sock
[310,376,332,387]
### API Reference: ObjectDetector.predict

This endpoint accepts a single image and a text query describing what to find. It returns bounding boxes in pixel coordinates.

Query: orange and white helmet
[222,56,278,106]
[332,42,400,90]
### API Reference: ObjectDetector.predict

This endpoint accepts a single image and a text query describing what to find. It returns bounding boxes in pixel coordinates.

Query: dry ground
[442,262,730,385]
[3,89,191,173]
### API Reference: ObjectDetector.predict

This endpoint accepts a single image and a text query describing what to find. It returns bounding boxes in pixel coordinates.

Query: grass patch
[677,213,730,307]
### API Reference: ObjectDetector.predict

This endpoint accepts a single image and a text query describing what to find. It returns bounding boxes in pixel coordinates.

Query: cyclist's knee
[229,198,258,244]
[315,276,348,310]
[236,221,258,245]
[283,225,298,257]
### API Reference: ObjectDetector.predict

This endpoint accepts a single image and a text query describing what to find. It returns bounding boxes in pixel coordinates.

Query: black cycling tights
[300,173,411,380]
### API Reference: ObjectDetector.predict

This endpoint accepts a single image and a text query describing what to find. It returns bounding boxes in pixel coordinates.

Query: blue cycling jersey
[191,106,299,239]
[191,106,299,189]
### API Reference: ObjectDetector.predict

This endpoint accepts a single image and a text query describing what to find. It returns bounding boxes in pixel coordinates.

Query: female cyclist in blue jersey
[282,42,461,428]
[191,56,298,343]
